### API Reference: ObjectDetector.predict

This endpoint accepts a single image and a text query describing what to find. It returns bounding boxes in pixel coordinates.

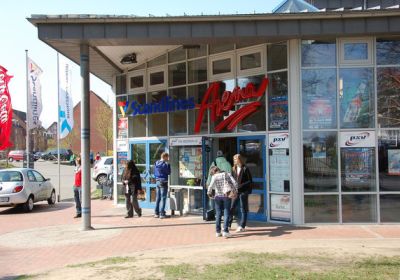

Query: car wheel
[97,174,108,185]
[8,157,13,162]
[48,190,56,205]
[23,196,34,212]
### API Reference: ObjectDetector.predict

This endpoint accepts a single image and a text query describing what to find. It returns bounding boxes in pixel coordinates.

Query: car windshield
[0,171,23,182]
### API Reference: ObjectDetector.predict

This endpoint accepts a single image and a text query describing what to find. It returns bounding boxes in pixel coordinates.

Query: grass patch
[161,253,400,280]
[91,188,102,200]
[0,161,15,169]
[67,256,135,268]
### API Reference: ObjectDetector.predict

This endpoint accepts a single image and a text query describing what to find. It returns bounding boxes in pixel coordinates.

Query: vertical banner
[58,56,73,139]
[27,58,43,128]
[0,65,13,150]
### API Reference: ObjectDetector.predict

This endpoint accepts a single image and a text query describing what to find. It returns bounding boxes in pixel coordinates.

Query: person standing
[206,150,232,186]
[154,152,171,219]
[73,157,82,218]
[122,160,142,218]
[95,152,101,163]
[230,154,253,232]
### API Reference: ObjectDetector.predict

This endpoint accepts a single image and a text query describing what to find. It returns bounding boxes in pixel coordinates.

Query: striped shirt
[207,172,238,197]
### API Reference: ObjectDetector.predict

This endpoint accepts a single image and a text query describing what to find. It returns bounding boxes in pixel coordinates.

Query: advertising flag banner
[58,56,73,139]
[0,65,13,150]
[27,58,43,128]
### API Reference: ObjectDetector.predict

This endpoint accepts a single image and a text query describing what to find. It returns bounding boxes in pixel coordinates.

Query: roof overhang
[28,10,400,86]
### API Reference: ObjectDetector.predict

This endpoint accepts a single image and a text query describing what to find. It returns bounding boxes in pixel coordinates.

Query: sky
[0,0,282,129]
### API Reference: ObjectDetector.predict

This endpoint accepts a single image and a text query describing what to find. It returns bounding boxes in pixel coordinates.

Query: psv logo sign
[269,133,289,149]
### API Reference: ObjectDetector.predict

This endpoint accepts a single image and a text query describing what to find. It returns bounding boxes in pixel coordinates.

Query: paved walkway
[1,199,400,279]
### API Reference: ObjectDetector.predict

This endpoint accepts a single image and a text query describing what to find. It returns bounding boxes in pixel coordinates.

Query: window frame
[208,52,235,82]
[147,65,167,91]
[236,45,266,77]
[127,70,146,94]
[339,38,373,66]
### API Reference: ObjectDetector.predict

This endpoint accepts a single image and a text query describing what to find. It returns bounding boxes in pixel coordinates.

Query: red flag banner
[0,65,13,151]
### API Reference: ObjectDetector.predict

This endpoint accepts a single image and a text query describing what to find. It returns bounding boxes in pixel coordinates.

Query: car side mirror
[46,178,51,181]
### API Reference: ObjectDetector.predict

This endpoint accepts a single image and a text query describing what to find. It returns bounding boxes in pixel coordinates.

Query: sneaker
[159,215,166,219]
[216,232,222,237]
[222,232,231,238]
[154,214,160,218]
[236,226,245,232]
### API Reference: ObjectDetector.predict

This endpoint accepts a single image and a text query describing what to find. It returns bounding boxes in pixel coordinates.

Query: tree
[61,127,78,151]
[96,104,113,155]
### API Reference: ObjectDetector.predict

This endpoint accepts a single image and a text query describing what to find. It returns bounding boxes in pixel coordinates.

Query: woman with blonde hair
[230,154,253,232]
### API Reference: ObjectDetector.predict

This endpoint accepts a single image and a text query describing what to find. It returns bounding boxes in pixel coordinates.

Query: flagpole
[25,50,30,168]
[57,53,61,202]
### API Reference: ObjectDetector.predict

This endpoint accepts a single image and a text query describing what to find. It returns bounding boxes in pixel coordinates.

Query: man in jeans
[154,152,171,219]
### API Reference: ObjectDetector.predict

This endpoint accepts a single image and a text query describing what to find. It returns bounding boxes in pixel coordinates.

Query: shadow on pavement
[227,225,316,238]
[0,202,74,215]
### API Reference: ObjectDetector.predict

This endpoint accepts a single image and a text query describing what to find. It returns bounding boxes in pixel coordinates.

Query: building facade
[29,0,400,224]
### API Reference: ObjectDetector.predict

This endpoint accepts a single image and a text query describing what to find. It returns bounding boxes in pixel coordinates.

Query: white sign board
[268,133,289,149]
[170,137,202,146]
[340,131,375,148]
[117,139,128,152]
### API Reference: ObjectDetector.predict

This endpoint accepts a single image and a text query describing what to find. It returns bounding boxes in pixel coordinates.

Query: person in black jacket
[230,154,253,232]
[122,160,142,218]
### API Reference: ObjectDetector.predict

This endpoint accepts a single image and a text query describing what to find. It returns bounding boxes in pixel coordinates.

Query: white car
[0,168,56,212]
[92,156,113,185]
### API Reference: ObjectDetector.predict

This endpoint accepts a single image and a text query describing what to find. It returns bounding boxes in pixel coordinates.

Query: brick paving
[1,199,400,278]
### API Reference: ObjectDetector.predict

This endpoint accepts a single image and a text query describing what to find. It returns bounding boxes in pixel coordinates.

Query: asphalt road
[4,159,97,201]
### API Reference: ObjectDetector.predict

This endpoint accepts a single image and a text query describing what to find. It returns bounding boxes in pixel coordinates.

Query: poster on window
[307,99,334,129]
[269,95,288,130]
[269,149,290,192]
[117,152,128,180]
[118,117,128,138]
[312,141,326,159]
[343,147,373,183]
[388,149,400,175]
[270,194,290,222]
[179,147,202,179]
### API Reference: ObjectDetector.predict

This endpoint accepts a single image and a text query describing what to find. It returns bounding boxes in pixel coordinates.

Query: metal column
[80,44,92,230]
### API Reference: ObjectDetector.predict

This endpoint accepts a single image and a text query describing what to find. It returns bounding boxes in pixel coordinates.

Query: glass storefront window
[304,195,339,223]
[239,52,261,71]
[188,84,208,134]
[188,45,207,59]
[303,131,338,192]
[147,91,167,137]
[127,94,146,137]
[170,146,202,186]
[212,58,231,76]
[344,43,368,60]
[269,148,290,192]
[248,193,264,214]
[147,54,166,68]
[380,194,400,222]
[268,71,288,131]
[377,67,400,128]
[238,139,264,178]
[169,62,186,87]
[377,38,400,65]
[115,75,126,95]
[301,40,336,67]
[168,47,186,63]
[339,68,374,129]
[342,194,377,223]
[302,69,337,129]
[341,147,376,192]
[378,130,400,192]
[169,87,187,135]
[130,75,144,89]
[149,71,165,86]
[149,142,166,182]
[267,42,287,71]
[188,59,207,84]
[131,143,146,174]
[209,79,235,134]
[270,194,291,222]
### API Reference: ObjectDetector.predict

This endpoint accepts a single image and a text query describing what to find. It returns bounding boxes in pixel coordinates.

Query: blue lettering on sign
[124,97,196,116]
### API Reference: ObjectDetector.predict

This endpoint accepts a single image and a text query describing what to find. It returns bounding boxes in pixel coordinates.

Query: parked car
[7,150,25,162]
[0,168,56,212]
[42,149,73,161]
[33,151,44,161]
[92,156,113,185]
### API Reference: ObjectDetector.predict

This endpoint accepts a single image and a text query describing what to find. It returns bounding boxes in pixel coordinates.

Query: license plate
[0,197,9,202]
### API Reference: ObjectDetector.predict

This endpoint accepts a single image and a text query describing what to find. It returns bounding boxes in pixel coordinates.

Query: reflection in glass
[378,130,400,192]
[377,67,400,128]
[268,42,287,71]
[212,58,231,75]
[344,43,368,60]
[248,194,264,214]
[188,59,207,84]
[268,71,288,131]
[169,62,186,87]
[147,55,166,67]
[188,45,207,59]
[149,142,166,178]
[341,148,376,192]
[376,39,400,65]
[339,68,374,129]
[210,80,235,133]
[129,115,146,137]
[342,194,377,223]
[301,40,336,67]
[304,195,338,223]
[168,47,186,63]
[170,111,187,135]
[239,139,264,178]
[302,69,337,129]
[188,84,208,134]
[240,52,261,70]
[303,131,338,192]
[380,195,400,222]
[130,75,143,89]
[148,114,167,136]
[131,144,146,174]
[115,75,126,95]
[150,71,164,86]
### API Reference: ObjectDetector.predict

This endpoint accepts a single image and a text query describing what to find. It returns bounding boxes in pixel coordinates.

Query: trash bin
[169,188,183,216]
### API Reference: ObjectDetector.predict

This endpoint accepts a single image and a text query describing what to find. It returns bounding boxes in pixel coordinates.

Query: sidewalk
[1,199,400,279]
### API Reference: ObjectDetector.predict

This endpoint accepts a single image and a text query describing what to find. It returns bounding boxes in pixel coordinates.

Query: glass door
[130,140,167,208]
[237,136,267,221]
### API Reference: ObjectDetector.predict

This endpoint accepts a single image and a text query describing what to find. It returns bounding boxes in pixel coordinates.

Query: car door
[32,170,49,200]
[26,170,40,201]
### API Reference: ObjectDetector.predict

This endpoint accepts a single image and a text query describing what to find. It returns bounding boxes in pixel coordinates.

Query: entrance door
[130,140,167,208]
[237,136,267,221]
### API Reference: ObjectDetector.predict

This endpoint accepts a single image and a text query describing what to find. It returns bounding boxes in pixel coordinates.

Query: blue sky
[0,0,282,128]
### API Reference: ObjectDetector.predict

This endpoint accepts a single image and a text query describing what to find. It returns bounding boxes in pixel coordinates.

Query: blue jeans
[231,193,249,228]
[214,197,231,233]
[155,181,168,216]
[73,186,82,215]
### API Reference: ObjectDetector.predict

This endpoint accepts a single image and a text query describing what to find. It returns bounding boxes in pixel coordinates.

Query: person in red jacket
[73,157,82,218]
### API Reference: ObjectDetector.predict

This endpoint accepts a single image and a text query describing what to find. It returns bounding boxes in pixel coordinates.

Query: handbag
[224,173,237,199]
[137,189,146,201]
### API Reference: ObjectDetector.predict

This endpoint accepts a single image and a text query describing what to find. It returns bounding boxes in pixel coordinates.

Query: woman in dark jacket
[230,154,252,232]
[122,160,142,218]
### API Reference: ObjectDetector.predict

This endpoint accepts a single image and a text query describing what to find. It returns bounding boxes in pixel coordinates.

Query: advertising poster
[117,117,128,138]
[343,147,373,184]
[117,152,128,180]
[269,149,290,192]
[388,149,400,175]
[269,95,288,130]
[307,99,334,129]
[312,141,326,159]
[270,194,291,222]
[179,147,202,179]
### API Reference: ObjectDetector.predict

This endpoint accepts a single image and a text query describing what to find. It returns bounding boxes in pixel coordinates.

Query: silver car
[0,168,56,212]
[92,156,113,185]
